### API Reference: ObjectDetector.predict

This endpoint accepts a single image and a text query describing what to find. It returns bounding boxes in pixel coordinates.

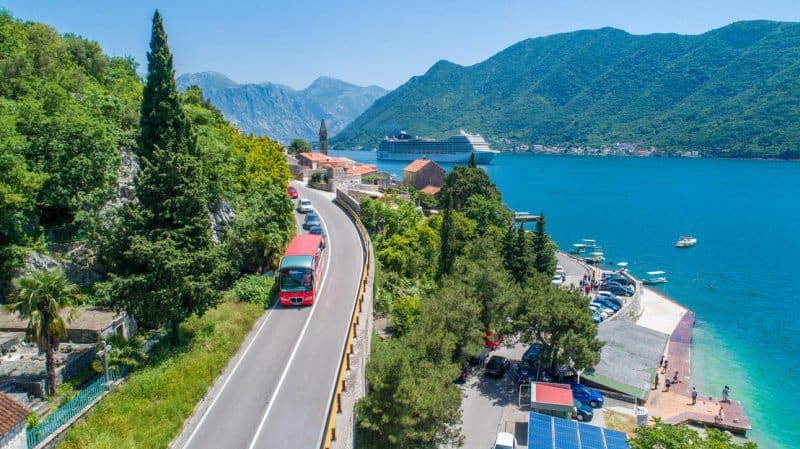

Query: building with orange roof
[0,392,29,449]
[419,185,441,195]
[530,382,574,419]
[403,158,445,190]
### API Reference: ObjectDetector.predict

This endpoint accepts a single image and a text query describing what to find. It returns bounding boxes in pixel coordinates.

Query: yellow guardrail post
[321,196,372,449]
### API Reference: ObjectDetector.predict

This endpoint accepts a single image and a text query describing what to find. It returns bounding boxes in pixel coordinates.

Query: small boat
[642,271,668,284]
[676,236,697,248]
[584,251,605,265]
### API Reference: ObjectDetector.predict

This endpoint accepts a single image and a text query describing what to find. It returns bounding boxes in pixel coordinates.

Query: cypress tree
[533,212,556,274]
[437,196,456,278]
[109,11,227,346]
[468,152,477,168]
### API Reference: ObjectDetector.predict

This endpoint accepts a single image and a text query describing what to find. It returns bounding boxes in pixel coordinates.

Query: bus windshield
[280,267,313,292]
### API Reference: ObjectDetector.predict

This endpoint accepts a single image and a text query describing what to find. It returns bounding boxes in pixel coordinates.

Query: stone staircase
[0,382,51,417]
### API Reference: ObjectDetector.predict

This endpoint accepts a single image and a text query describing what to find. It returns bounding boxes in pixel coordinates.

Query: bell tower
[319,119,329,155]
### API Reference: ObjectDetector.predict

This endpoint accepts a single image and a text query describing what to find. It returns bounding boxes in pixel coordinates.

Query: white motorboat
[676,236,697,248]
[642,271,668,284]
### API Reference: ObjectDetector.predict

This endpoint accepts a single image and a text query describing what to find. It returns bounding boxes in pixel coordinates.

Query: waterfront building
[403,158,445,191]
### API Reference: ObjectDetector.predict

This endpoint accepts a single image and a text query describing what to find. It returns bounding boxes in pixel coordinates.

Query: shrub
[232,274,274,305]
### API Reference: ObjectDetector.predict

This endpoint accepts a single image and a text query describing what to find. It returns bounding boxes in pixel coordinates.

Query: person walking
[722,385,730,403]
[653,372,659,390]
[662,359,668,374]
[691,387,698,405]
[673,370,679,383]
[716,405,725,423]
[664,378,671,392]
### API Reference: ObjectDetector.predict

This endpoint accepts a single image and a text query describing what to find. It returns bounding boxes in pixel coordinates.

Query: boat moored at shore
[642,270,668,284]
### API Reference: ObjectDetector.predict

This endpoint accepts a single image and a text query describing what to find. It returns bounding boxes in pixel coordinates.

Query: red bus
[278,234,325,306]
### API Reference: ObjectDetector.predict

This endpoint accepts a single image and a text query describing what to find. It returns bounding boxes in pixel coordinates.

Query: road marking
[183,185,332,449]
[246,188,333,449]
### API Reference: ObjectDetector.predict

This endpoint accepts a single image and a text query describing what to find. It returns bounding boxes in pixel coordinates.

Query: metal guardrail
[26,365,130,449]
[320,197,372,449]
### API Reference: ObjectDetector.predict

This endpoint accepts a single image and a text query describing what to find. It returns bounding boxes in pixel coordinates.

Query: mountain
[177,72,387,143]
[333,21,800,157]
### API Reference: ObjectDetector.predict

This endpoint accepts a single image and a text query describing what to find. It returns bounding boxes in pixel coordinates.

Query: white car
[492,432,517,449]
[550,274,564,286]
[296,198,313,213]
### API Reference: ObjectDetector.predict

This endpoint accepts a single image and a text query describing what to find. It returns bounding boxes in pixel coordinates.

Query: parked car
[592,297,621,312]
[572,399,594,422]
[492,432,517,449]
[303,213,321,230]
[570,383,604,408]
[484,355,509,378]
[467,349,489,367]
[596,291,620,303]
[591,309,605,323]
[287,185,298,199]
[297,198,313,213]
[517,343,544,380]
[484,332,504,350]
[550,274,564,286]
[308,225,326,247]
[588,303,612,319]
[603,274,632,286]
[602,283,634,297]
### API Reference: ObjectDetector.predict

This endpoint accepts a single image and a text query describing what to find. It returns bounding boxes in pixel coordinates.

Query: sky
[2,0,799,90]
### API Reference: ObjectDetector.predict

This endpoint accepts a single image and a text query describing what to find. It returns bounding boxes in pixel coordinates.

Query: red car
[287,185,298,199]
[484,332,504,350]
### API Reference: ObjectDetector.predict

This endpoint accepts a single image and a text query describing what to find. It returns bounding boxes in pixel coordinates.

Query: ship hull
[378,150,496,164]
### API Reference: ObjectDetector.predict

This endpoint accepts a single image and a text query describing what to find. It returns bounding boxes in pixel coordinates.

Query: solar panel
[554,418,578,449]
[603,428,630,449]
[578,424,605,449]
[529,413,553,449]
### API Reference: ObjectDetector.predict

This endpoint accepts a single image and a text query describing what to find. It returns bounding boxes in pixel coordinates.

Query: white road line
[246,192,333,449]
[181,300,278,449]
[184,188,332,449]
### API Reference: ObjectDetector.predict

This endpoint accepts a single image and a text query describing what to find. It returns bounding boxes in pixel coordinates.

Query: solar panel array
[527,412,630,449]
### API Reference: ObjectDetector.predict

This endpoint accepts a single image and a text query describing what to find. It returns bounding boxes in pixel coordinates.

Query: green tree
[355,339,462,449]
[467,152,477,168]
[512,285,603,377]
[287,138,312,155]
[629,419,758,449]
[533,213,557,275]
[5,269,80,396]
[108,11,228,346]
[437,200,456,278]
[438,165,501,210]
[503,224,537,284]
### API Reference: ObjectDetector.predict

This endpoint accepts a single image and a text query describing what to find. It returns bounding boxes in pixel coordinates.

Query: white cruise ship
[378,130,499,164]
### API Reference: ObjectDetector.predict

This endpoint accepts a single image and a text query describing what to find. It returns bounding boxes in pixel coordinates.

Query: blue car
[572,399,594,422]
[308,225,326,247]
[303,213,321,230]
[570,383,604,408]
[602,283,634,297]
[592,298,621,312]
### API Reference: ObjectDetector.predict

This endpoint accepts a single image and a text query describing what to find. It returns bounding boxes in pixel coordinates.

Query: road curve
[176,182,364,449]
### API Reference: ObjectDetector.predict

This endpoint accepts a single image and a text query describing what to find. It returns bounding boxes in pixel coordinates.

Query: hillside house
[403,158,445,191]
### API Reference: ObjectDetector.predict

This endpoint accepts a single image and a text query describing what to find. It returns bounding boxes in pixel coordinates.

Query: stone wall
[0,422,26,449]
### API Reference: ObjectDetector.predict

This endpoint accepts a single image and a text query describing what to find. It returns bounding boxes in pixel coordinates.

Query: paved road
[176,182,364,449]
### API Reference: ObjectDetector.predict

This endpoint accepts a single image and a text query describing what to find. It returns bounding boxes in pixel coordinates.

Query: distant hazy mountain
[333,21,800,157]
[177,72,387,142]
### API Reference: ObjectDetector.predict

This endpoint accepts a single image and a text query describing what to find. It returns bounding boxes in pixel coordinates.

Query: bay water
[332,150,800,449]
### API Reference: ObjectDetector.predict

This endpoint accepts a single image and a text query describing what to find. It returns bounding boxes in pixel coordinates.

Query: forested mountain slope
[333,21,800,157]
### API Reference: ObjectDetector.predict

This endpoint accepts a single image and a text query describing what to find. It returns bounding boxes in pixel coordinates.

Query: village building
[0,392,28,449]
[402,158,445,191]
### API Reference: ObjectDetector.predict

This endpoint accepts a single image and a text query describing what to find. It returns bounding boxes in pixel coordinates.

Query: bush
[310,172,327,183]
[232,274,274,305]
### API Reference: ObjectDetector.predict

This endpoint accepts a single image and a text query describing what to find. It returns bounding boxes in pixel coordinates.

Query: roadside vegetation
[56,298,263,449]
[355,156,603,448]
[1,7,292,443]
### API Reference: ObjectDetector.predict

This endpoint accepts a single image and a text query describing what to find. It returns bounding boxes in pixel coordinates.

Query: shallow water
[332,150,800,449]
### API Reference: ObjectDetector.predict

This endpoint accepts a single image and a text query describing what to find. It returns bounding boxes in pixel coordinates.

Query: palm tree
[6,269,80,396]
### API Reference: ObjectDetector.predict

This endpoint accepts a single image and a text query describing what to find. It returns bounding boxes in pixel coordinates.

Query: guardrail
[320,195,372,449]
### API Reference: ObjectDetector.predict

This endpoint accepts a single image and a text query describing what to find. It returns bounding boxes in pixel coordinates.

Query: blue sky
[2,0,799,90]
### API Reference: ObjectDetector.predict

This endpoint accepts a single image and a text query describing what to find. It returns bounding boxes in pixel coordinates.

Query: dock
[648,311,752,435]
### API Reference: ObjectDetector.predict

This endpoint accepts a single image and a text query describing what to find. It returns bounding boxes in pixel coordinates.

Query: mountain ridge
[177,72,387,143]
[332,20,800,157]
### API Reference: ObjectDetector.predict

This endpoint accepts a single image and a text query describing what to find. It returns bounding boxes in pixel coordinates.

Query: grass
[56,300,263,449]
[604,409,638,436]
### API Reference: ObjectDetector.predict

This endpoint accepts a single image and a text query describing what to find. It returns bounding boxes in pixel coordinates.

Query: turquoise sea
[333,150,800,449]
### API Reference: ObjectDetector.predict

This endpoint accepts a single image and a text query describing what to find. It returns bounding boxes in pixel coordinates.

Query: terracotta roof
[419,185,441,195]
[298,152,331,162]
[347,164,378,176]
[532,382,573,407]
[403,158,435,173]
[0,393,29,436]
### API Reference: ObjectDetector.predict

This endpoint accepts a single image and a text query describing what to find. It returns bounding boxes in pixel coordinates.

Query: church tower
[319,119,329,155]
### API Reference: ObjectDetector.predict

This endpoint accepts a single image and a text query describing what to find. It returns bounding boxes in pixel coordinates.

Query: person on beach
[716,405,725,423]
[722,385,730,403]
[654,373,659,390]
[659,355,664,367]
[662,359,668,374]
[691,387,698,405]
[673,370,679,383]
[664,378,671,392]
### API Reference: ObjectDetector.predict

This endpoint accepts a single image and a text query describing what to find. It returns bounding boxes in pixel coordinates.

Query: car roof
[494,432,515,446]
